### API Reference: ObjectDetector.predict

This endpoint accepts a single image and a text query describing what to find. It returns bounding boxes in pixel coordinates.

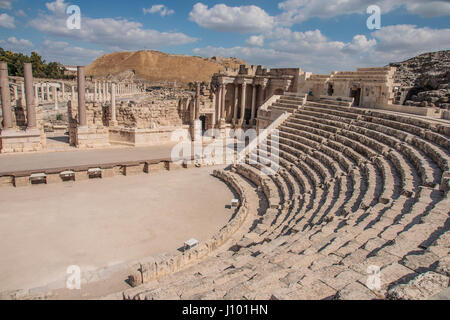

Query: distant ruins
[1,61,449,154]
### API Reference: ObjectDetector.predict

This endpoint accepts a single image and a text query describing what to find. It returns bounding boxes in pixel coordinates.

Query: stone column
[106,82,109,102]
[211,93,216,126]
[233,84,238,125]
[40,83,45,102]
[250,84,257,124]
[0,62,13,129]
[110,83,117,125]
[239,83,247,125]
[46,82,50,102]
[71,85,75,101]
[77,66,87,126]
[215,87,221,126]
[195,82,200,120]
[24,63,37,128]
[61,82,65,100]
[53,85,58,110]
[220,84,226,122]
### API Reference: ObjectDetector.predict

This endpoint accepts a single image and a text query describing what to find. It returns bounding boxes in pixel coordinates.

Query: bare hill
[85,50,247,84]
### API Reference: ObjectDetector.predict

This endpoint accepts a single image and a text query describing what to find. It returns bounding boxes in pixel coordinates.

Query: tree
[0,48,67,79]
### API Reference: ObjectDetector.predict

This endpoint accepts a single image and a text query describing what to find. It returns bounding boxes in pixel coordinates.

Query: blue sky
[0,0,449,73]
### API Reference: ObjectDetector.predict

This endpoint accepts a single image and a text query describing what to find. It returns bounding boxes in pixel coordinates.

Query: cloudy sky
[0,0,449,73]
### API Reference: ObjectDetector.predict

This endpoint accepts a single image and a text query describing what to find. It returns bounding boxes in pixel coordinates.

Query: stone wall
[115,100,183,129]
[0,105,46,153]
[67,100,110,148]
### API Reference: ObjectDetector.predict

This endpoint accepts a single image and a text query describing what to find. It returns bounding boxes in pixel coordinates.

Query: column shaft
[77,66,87,126]
[220,84,226,121]
[195,82,200,120]
[111,83,117,122]
[250,84,257,123]
[239,83,247,125]
[0,62,13,129]
[24,63,37,128]
[233,84,239,125]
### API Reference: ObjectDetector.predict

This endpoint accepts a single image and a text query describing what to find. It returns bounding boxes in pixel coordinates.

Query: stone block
[74,171,89,181]
[0,176,13,187]
[46,173,62,184]
[124,164,144,176]
[386,272,449,300]
[334,282,379,300]
[14,176,29,187]
[146,162,167,173]
[102,168,115,178]
[167,161,183,171]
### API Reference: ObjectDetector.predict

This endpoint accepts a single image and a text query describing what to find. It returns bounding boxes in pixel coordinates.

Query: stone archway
[274,88,284,95]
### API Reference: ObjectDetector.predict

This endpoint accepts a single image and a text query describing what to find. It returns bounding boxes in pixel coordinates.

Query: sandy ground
[0,166,235,294]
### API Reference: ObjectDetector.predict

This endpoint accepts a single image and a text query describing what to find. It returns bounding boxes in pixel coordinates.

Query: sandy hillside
[86,50,247,84]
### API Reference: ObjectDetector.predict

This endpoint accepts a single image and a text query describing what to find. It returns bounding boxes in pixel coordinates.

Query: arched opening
[199,115,207,133]
[328,84,334,96]
[350,87,362,107]
[274,88,284,95]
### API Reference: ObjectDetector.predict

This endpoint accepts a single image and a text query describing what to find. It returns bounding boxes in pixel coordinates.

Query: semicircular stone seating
[124,96,450,300]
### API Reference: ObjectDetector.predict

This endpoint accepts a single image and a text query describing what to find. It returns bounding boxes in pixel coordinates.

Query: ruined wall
[115,100,182,129]
[111,89,194,129]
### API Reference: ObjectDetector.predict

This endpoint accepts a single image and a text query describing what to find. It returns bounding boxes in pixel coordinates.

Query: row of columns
[9,81,76,109]
[9,79,145,108]
[215,82,266,127]
[0,62,37,130]
[1,64,137,131]
[90,81,144,103]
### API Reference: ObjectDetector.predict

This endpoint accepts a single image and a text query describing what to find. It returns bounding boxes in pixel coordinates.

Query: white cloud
[15,9,27,17]
[267,29,345,55]
[30,0,197,50]
[0,37,33,51]
[0,13,15,28]
[246,35,264,47]
[193,25,450,74]
[371,25,450,61]
[277,0,450,25]
[46,0,67,15]
[0,0,15,10]
[189,3,275,33]
[404,1,450,17]
[39,39,104,65]
[342,35,377,54]
[143,4,174,17]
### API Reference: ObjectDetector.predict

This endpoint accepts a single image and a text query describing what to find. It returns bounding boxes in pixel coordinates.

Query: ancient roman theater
[0,57,449,300]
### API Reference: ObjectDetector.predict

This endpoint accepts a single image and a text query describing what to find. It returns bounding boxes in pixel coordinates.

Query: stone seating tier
[122,98,448,300]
